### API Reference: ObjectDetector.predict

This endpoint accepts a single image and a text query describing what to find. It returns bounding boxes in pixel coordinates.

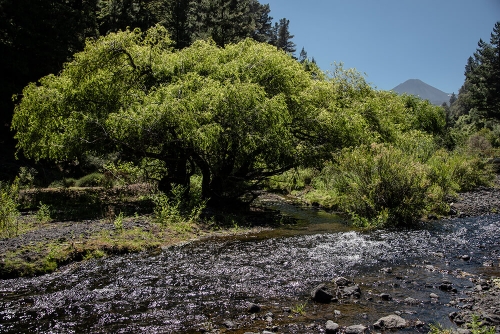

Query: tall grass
[0,180,20,238]
[152,177,207,232]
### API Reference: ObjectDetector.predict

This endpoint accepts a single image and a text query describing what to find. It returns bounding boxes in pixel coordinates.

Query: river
[1,196,499,333]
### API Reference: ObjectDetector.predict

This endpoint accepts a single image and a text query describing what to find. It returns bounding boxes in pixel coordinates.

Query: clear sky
[264,0,500,94]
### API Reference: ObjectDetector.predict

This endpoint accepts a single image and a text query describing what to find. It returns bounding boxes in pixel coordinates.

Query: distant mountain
[391,79,450,106]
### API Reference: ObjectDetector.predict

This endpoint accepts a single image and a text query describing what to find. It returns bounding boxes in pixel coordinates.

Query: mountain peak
[392,79,450,105]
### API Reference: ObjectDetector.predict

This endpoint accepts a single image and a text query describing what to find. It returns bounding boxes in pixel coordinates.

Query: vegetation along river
[1,195,499,333]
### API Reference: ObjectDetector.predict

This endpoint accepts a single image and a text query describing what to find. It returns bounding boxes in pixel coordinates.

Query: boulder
[247,303,261,313]
[380,293,392,301]
[345,324,367,333]
[334,277,352,286]
[404,297,419,305]
[341,285,361,298]
[325,320,339,333]
[373,314,407,329]
[311,284,334,303]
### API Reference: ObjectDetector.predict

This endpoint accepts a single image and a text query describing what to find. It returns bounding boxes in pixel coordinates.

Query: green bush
[63,178,77,188]
[328,144,431,227]
[267,168,318,193]
[75,173,113,188]
[0,180,21,238]
[35,201,52,223]
[152,184,206,230]
[17,167,37,189]
[427,149,494,194]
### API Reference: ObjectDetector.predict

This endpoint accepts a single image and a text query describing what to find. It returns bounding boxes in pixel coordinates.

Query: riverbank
[0,186,280,278]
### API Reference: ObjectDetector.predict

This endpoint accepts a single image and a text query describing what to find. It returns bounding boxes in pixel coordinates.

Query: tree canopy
[12,25,446,205]
[12,26,315,201]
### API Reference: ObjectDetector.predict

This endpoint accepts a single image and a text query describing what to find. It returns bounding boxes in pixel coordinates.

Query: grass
[429,314,496,334]
[291,302,307,316]
[0,212,269,278]
[1,221,165,278]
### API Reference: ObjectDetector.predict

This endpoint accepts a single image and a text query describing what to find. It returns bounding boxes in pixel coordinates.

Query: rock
[325,320,339,333]
[334,309,341,316]
[439,282,453,291]
[484,313,500,325]
[247,303,261,313]
[430,293,439,299]
[415,320,425,327]
[342,285,361,298]
[455,329,471,334]
[373,314,407,329]
[311,284,334,303]
[345,324,367,334]
[380,267,393,274]
[462,254,471,261]
[334,276,351,286]
[380,293,392,301]
[404,297,419,305]
[223,320,235,328]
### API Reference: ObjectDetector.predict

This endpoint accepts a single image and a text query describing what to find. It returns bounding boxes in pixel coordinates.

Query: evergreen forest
[1,0,500,241]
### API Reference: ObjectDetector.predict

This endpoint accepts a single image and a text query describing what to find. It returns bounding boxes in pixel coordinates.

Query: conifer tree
[274,18,296,55]
[463,21,500,121]
[250,2,273,43]
[299,47,308,63]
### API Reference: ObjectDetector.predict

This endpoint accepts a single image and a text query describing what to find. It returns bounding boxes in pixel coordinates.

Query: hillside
[392,79,450,106]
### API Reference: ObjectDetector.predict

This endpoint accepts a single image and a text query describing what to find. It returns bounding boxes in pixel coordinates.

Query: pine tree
[97,0,154,35]
[275,18,296,55]
[190,0,257,47]
[155,0,193,49]
[464,21,500,121]
[449,92,457,106]
[250,1,273,43]
[299,47,307,63]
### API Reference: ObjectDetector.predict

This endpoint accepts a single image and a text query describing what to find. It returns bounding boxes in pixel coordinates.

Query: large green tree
[11,26,320,202]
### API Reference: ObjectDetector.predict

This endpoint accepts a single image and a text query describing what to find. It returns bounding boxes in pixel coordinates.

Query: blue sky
[264,0,500,94]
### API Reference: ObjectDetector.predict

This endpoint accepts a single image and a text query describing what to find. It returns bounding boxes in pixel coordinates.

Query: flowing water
[1,196,500,333]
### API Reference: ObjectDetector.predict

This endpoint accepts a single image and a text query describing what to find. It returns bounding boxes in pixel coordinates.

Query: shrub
[0,180,20,238]
[75,173,113,188]
[267,168,318,193]
[152,184,206,231]
[427,149,494,194]
[63,178,77,188]
[330,144,430,227]
[114,212,124,232]
[17,167,37,189]
[35,202,51,223]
